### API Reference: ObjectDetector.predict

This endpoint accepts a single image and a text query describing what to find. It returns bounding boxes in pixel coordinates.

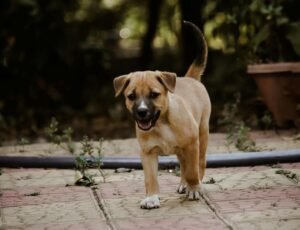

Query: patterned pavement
[0,162,300,229]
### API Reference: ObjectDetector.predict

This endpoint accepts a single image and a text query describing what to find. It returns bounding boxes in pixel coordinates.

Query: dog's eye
[150,92,160,99]
[127,93,136,101]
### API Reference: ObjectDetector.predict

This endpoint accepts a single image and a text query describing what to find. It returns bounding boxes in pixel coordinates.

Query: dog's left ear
[156,71,176,93]
[113,75,129,97]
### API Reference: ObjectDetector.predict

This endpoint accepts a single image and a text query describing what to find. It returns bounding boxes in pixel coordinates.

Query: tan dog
[113,21,210,209]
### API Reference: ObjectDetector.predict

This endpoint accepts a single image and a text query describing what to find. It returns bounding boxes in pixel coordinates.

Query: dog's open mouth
[136,110,160,131]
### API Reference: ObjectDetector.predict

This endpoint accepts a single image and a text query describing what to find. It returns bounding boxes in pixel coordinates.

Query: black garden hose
[0,149,300,169]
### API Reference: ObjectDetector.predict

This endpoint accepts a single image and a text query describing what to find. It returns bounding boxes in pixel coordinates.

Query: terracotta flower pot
[247,62,300,128]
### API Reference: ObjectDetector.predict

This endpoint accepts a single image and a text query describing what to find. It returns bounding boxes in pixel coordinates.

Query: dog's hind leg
[199,121,209,182]
[182,143,201,200]
[176,154,187,194]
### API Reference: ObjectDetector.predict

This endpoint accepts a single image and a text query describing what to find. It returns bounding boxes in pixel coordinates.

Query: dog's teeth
[137,121,152,130]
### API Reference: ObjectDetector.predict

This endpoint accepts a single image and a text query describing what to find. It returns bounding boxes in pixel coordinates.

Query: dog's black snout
[137,108,149,119]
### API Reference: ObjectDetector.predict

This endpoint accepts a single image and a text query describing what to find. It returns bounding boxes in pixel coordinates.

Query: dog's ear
[156,71,176,93]
[113,75,130,97]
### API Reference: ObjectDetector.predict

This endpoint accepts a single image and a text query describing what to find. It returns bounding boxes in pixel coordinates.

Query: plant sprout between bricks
[45,117,105,186]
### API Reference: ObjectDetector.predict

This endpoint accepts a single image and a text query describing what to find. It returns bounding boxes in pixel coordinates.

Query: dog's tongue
[137,120,152,131]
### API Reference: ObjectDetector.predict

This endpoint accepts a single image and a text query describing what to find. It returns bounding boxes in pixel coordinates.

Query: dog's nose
[137,108,149,119]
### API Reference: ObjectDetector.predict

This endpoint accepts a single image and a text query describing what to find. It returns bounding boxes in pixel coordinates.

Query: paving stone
[207,186,300,202]
[0,186,92,208]
[202,167,300,229]
[97,180,145,199]
[205,165,269,175]
[0,175,74,189]
[0,185,88,197]
[4,221,110,230]
[203,169,295,192]
[215,197,300,213]
[97,172,179,199]
[0,169,106,189]
[236,219,300,230]
[1,200,105,227]
[280,162,300,169]
[0,169,76,181]
[97,181,179,199]
[226,208,300,222]
[103,170,145,183]
[0,215,3,229]
[103,194,211,219]
[114,215,227,230]
[0,169,76,189]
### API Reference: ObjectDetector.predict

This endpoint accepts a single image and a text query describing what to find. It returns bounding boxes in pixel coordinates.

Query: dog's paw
[177,184,187,194]
[140,194,160,209]
[186,184,202,200]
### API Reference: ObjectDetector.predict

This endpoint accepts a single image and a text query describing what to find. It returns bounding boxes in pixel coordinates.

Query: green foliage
[75,136,105,186]
[286,22,300,56]
[261,112,274,130]
[18,137,30,152]
[202,0,300,63]
[44,117,75,153]
[227,122,259,152]
[275,169,299,183]
[219,93,261,152]
[203,177,216,184]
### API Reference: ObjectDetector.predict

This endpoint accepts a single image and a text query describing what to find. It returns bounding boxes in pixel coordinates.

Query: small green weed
[18,137,30,152]
[219,93,261,152]
[226,122,260,152]
[203,177,216,184]
[74,136,105,186]
[261,111,273,130]
[44,117,75,153]
[275,169,299,183]
[44,118,105,187]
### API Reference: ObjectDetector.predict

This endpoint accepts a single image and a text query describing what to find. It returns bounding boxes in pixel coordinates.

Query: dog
[113,21,211,209]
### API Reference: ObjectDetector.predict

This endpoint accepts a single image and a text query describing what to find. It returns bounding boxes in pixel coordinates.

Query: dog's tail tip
[183,21,208,81]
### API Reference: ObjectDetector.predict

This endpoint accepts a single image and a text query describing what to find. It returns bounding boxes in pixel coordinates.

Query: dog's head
[113,71,176,131]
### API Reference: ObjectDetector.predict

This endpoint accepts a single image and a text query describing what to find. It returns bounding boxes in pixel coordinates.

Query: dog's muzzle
[134,108,160,131]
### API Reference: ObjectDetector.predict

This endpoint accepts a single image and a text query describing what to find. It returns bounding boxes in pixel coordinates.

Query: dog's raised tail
[183,21,208,81]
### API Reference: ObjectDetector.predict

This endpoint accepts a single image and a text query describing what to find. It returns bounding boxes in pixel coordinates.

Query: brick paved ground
[0,131,299,229]
[1,162,300,229]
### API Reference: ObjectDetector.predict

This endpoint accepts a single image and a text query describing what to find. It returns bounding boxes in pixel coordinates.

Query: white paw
[177,184,186,194]
[140,194,160,209]
[186,184,202,200]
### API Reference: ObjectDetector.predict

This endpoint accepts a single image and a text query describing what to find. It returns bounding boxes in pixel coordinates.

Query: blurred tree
[140,0,205,73]
[0,0,299,141]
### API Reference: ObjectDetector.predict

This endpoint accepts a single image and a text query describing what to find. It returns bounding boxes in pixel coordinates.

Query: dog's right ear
[113,75,129,97]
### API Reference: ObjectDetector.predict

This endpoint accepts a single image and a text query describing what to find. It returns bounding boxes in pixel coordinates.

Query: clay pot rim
[247,62,300,74]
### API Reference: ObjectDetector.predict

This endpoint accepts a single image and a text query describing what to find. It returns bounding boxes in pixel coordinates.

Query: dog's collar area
[136,110,160,131]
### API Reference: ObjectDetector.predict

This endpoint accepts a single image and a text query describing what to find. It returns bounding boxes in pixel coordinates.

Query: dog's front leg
[140,149,160,209]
